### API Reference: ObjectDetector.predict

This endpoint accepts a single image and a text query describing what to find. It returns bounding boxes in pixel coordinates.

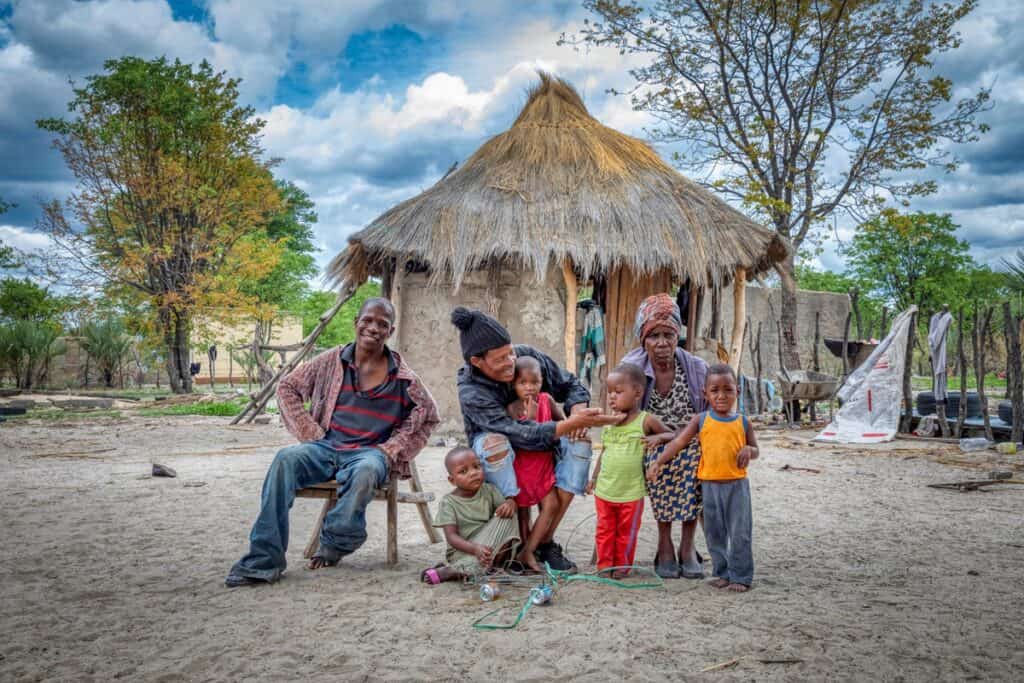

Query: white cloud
[0,224,53,253]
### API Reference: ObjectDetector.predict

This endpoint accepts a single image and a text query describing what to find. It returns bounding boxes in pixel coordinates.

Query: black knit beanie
[450,306,512,361]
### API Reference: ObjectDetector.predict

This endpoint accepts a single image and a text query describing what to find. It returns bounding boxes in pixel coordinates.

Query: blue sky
[0,0,1021,284]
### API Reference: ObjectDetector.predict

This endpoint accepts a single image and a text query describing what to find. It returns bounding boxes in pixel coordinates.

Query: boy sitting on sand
[421,446,520,584]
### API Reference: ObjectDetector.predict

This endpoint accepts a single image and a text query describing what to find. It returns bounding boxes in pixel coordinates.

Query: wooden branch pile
[231,280,359,424]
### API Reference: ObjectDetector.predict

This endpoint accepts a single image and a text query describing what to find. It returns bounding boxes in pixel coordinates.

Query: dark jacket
[457,344,591,450]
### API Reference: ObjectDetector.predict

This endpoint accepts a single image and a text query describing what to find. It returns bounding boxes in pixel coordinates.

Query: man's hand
[495,498,517,519]
[737,445,758,469]
[567,403,593,440]
[474,544,494,568]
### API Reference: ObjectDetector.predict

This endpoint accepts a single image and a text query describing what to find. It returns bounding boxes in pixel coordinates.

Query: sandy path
[1,416,1022,681]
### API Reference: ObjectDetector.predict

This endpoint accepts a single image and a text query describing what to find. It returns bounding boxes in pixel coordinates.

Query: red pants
[594,496,644,571]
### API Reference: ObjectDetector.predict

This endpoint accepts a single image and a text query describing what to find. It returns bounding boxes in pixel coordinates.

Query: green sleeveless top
[595,411,648,503]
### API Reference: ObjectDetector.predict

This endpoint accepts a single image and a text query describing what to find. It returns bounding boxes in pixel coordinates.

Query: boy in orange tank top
[647,363,759,591]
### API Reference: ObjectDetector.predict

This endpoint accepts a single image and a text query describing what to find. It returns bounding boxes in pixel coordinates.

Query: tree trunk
[777,253,802,370]
[161,307,193,394]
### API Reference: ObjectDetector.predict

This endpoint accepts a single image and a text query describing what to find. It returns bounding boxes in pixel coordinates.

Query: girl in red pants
[587,363,671,577]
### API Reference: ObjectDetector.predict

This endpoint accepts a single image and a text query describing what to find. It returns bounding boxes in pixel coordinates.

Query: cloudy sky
[0,0,1020,285]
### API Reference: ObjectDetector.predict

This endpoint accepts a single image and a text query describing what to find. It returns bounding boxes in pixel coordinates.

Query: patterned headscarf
[634,293,682,343]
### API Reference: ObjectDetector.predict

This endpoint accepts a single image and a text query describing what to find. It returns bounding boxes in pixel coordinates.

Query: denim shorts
[472,433,520,498]
[554,437,593,496]
[472,434,594,498]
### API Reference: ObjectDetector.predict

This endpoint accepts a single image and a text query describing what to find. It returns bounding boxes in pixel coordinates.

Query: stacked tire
[916,391,982,418]
[998,400,1014,425]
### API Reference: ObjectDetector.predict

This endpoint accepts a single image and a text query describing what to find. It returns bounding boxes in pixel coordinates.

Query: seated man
[225,297,439,587]
[450,306,614,572]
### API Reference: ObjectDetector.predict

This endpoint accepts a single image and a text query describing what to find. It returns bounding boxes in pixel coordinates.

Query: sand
[1,413,1023,681]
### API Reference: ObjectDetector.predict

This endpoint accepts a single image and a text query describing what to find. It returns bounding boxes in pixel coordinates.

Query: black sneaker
[536,541,577,573]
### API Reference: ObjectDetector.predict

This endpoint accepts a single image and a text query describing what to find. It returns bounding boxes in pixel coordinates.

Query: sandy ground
[1,412,1023,682]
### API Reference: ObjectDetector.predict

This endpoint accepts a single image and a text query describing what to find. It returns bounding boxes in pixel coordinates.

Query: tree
[0,278,68,323]
[234,179,320,379]
[37,57,283,393]
[842,210,971,313]
[0,197,18,269]
[1001,248,1024,314]
[573,0,990,367]
[80,316,133,388]
[795,264,883,338]
[297,282,381,350]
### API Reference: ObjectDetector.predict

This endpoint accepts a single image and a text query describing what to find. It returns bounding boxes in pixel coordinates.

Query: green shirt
[595,411,648,503]
[433,482,506,561]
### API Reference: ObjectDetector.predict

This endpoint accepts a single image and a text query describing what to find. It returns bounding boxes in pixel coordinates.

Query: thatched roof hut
[328,73,787,429]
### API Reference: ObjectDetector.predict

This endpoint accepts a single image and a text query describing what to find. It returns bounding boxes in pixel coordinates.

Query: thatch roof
[329,73,787,289]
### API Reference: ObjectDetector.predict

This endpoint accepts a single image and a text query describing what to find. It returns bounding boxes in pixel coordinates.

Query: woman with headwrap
[621,293,709,579]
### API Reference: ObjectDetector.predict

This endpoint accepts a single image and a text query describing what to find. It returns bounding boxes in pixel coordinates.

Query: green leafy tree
[573,0,990,368]
[842,210,971,313]
[37,57,283,393]
[298,282,381,349]
[80,316,133,388]
[0,197,18,269]
[0,278,67,323]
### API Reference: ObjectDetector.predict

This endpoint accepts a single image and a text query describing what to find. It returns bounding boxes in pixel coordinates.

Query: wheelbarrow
[775,370,839,426]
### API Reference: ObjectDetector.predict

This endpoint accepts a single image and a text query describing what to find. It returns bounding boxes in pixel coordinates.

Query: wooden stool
[296,463,439,566]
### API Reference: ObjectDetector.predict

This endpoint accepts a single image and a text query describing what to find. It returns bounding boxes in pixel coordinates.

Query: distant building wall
[192,313,303,384]
[393,265,566,436]
[698,286,852,377]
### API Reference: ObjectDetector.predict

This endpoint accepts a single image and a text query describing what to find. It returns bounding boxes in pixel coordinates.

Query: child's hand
[474,544,494,567]
[646,462,663,482]
[737,445,757,469]
[585,478,596,495]
[520,395,538,421]
[495,498,517,519]
[642,433,670,451]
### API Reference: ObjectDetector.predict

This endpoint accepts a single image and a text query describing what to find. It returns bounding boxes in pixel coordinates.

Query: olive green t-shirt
[433,482,506,561]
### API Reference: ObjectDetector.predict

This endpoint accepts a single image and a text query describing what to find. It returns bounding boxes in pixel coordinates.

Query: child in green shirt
[586,364,671,577]
[422,446,520,584]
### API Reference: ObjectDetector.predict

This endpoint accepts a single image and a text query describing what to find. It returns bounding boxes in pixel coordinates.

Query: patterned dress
[642,360,702,522]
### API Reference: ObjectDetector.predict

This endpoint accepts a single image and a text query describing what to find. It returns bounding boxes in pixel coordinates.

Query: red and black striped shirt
[323,344,412,451]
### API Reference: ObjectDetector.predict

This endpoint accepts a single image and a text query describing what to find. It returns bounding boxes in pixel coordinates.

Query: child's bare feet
[516,549,543,573]
[708,578,729,588]
[725,582,749,592]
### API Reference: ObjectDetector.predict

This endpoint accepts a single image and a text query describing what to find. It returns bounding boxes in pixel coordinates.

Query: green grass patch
[138,398,250,417]
[911,373,1007,392]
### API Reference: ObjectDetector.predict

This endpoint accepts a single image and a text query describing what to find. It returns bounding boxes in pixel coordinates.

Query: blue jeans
[702,479,754,586]
[230,442,388,581]
[472,433,593,498]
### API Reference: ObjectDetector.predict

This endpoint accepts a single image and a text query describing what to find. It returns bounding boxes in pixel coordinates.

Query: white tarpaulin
[816,306,918,444]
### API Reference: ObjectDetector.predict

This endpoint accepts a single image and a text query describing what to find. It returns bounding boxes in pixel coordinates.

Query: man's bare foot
[306,547,343,570]
[708,578,729,588]
[725,583,749,592]
[516,549,542,573]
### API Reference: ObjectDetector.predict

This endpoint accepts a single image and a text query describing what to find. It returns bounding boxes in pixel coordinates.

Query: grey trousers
[702,479,754,586]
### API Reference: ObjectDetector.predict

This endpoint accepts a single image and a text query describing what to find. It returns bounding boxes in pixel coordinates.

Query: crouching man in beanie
[451,306,614,572]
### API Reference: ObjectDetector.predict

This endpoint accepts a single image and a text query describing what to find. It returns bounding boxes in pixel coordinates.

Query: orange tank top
[696,411,748,481]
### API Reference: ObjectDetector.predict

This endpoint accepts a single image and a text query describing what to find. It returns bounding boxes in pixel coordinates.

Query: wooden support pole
[232,279,360,424]
[1003,302,1023,444]
[840,312,852,379]
[973,303,995,442]
[729,267,747,374]
[562,259,578,373]
[685,281,698,352]
[900,310,918,434]
[956,307,967,437]
[386,475,399,566]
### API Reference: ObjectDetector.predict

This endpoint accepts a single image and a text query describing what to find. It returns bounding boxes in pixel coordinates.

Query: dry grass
[329,72,787,290]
